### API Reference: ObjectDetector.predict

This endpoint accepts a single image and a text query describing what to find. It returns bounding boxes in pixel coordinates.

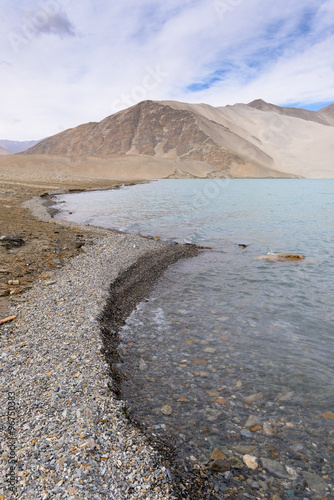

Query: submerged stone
[260,458,290,479]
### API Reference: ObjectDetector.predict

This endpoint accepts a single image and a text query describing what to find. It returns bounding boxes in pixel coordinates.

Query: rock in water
[302,472,329,495]
[255,253,305,262]
[139,358,148,371]
[243,455,258,470]
[322,411,334,420]
[209,458,231,472]
[161,405,173,415]
[260,458,290,479]
[243,393,264,404]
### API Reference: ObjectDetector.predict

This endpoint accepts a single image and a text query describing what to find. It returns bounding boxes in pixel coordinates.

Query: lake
[55,179,334,470]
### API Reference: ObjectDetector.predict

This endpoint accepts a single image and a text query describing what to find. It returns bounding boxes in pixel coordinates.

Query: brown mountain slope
[248,99,331,126]
[23,99,334,178]
[24,100,277,177]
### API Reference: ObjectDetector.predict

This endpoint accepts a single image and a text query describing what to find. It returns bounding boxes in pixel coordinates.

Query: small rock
[190,357,207,366]
[45,280,57,286]
[209,458,230,472]
[250,425,262,432]
[234,445,257,455]
[228,457,244,469]
[260,458,290,479]
[302,472,328,495]
[243,455,258,470]
[177,396,188,402]
[243,392,264,404]
[0,235,25,249]
[277,391,294,402]
[263,422,273,436]
[322,411,334,420]
[286,465,298,480]
[139,359,148,371]
[79,437,99,451]
[215,397,227,405]
[205,389,220,398]
[161,405,173,415]
[240,430,253,438]
[244,415,260,429]
[247,479,260,489]
[210,448,225,460]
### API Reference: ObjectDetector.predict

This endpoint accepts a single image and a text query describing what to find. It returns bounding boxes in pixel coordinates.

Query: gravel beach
[0,190,202,499]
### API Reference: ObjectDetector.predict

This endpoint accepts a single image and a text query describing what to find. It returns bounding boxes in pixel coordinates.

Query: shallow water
[55,179,334,466]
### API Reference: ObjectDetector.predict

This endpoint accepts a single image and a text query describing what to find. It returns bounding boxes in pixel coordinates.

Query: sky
[0,0,334,140]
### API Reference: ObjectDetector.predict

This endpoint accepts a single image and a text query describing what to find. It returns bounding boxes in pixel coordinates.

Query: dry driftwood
[0,315,17,325]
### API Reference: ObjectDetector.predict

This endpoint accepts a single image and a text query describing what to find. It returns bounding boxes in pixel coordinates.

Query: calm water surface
[56,180,334,463]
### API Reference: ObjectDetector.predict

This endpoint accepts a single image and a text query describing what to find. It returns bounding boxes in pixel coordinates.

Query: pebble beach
[0,192,202,499]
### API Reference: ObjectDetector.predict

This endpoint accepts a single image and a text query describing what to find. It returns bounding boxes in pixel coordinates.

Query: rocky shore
[0,194,202,498]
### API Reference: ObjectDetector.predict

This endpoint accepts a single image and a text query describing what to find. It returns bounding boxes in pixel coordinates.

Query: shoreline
[0,185,218,499]
[38,189,222,499]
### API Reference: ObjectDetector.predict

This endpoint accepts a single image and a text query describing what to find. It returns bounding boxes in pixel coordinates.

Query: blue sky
[0,0,333,140]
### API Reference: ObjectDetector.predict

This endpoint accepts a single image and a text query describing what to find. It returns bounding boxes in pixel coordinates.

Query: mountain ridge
[248,99,334,126]
[0,139,43,154]
[23,99,334,178]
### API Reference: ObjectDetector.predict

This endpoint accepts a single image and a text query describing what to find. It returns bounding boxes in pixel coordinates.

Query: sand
[161,100,334,178]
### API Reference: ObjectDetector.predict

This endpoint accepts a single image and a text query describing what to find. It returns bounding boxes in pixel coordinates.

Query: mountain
[317,103,334,126]
[0,139,42,154]
[0,145,11,155]
[23,99,334,178]
[248,99,331,125]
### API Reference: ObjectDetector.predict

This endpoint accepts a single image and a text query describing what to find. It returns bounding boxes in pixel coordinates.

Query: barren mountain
[248,99,331,126]
[23,99,334,178]
[317,103,334,126]
[0,139,42,154]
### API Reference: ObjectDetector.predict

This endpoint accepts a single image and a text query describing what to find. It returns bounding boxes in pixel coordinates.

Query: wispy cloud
[0,0,333,140]
[27,11,76,38]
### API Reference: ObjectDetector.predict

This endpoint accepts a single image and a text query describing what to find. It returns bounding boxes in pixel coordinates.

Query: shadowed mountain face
[24,99,334,178]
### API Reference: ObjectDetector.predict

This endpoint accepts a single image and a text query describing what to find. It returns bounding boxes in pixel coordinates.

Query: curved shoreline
[1,190,218,499]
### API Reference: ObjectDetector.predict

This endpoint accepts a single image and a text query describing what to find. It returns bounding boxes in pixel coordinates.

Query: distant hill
[0,139,43,154]
[23,99,334,178]
[0,145,11,155]
[316,103,334,126]
[248,99,331,125]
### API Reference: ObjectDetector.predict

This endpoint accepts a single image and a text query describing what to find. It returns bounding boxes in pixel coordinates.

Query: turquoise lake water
[55,179,334,463]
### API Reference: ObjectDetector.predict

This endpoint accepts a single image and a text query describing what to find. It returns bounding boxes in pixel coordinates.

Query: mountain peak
[22,98,334,178]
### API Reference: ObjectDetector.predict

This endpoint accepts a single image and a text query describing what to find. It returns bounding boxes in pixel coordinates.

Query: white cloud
[0,0,333,140]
